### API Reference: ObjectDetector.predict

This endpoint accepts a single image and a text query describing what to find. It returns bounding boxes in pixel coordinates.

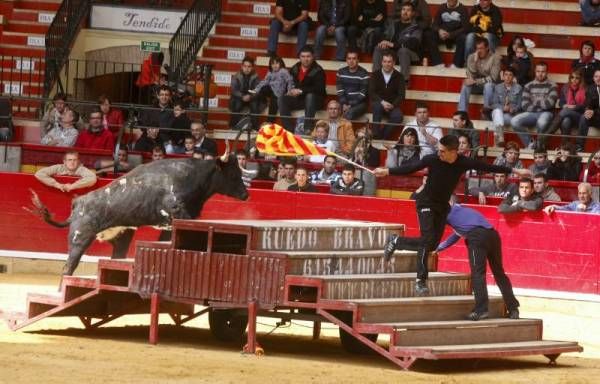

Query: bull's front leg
[63,221,96,276]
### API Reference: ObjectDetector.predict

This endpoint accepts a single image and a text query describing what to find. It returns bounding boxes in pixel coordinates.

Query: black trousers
[395,204,450,282]
[465,227,519,313]
[229,96,261,130]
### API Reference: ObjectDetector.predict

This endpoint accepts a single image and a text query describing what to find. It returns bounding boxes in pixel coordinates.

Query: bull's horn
[220,140,230,162]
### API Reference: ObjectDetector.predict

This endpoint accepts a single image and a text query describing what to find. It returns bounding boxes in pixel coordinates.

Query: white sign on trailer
[90,5,186,34]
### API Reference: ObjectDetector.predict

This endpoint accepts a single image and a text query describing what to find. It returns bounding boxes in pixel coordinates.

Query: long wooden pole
[329,152,375,175]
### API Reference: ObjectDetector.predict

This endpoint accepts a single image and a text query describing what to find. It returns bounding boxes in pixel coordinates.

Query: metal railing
[168,0,221,87]
[44,0,92,98]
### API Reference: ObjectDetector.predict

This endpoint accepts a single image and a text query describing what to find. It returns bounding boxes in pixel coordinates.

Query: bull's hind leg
[110,228,136,259]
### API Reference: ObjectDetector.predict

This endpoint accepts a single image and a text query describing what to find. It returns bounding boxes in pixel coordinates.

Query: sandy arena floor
[1,274,599,384]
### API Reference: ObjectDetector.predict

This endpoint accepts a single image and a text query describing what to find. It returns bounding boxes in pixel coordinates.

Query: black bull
[29,154,249,276]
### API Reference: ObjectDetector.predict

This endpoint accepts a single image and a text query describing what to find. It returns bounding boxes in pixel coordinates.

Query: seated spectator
[547,143,582,182]
[229,57,261,130]
[498,177,543,213]
[237,149,257,187]
[98,95,124,140]
[432,0,470,68]
[75,109,115,151]
[267,0,311,57]
[331,164,364,195]
[255,161,277,181]
[369,51,405,140]
[168,101,192,154]
[95,147,132,175]
[191,121,217,157]
[336,51,369,121]
[403,102,443,158]
[586,149,600,181]
[41,109,79,147]
[544,182,600,214]
[151,145,165,161]
[464,0,503,60]
[311,154,340,184]
[308,121,336,163]
[511,62,558,149]
[572,41,600,86]
[580,0,600,27]
[183,135,195,156]
[502,36,533,87]
[252,56,294,122]
[288,167,317,192]
[273,158,297,190]
[528,148,551,175]
[458,133,473,157]
[134,126,164,153]
[493,141,524,170]
[578,69,600,152]
[533,173,561,202]
[458,36,501,117]
[470,172,517,205]
[353,125,381,168]
[347,0,387,54]
[279,46,326,134]
[450,110,480,149]
[315,100,356,157]
[40,93,83,139]
[35,151,97,192]
[542,69,586,150]
[0,97,12,141]
[385,127,420,167]
[372,2,422,83]
[491,68,522,146]
[314,0,351,61]
[138,85,174,131]
[276,162,286,180]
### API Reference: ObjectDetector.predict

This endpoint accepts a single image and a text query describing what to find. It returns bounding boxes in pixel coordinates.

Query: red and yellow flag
[256,123,331,157]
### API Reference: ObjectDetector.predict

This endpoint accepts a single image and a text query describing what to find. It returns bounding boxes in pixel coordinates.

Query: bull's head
[216,140,249,201]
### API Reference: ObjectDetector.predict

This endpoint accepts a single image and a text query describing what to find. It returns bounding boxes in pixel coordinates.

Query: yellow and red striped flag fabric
[256,123,330,157]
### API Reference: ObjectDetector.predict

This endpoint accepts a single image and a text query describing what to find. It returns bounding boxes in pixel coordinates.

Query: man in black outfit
[374,135,529,295]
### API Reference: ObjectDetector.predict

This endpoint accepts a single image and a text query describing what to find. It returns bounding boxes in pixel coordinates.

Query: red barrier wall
[1,172,598,295]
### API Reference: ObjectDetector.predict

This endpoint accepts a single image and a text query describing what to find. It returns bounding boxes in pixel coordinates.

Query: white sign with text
[90,5,186,34]
[38,13,55,24]
[214,72,232,85]
[227,50,246,61]
[27,36,45,47]
[240,27,258,38]
[15,59,35,71]
[4,84,22,95]
[199,98,219,108]
[253,4,271,14]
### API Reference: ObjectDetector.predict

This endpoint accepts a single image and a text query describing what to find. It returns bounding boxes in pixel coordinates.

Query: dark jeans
[371,101,403,140]
[257,86,278,122]
[394,204,450,282]
[466,227,519,314]
[268,19,309,56]
[577,112,600,151]
[278,93,324,133]
[229,96,261,130]
[342,102,368,121]
[347,25,383,54]
[433,32,467,68]
[421,28,443,66]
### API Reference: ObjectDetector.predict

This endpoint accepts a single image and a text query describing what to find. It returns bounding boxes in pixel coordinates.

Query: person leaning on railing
[35,151,97,192]
[544,182,600,214]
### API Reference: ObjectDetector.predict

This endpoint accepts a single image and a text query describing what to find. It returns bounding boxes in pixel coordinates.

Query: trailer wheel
[208,309,248,342]
[337,312,378,354]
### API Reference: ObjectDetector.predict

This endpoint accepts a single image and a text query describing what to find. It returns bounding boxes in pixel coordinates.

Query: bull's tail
[24,189,71,228]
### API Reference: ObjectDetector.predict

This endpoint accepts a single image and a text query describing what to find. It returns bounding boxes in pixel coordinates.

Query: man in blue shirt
[435,197,520,321]
[544,182,600,214]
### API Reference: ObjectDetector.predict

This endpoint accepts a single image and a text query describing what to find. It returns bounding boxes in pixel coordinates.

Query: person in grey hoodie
[252,56,294,121]
[533,173,561,202]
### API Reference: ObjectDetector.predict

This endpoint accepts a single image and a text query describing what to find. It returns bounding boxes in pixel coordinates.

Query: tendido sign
[90,5,186,34]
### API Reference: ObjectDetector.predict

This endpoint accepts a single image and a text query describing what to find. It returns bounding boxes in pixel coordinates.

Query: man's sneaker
[383,234,398,263]
[415,280,429,296]
[467,311,489,321]
[508,308,520,319]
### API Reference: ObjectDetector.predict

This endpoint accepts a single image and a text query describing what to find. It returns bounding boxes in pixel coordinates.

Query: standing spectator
[190,121,217,157]
[533,173,561,202]
[464,0,503,60]
[580,0,600,26]
[316,100,356,157]
[458,133,473,157]
[457,37,501,117]
[139,85,174,130]
[308,121,336,163]
[311,154,340,184]
[336,51,369,121]
[347,0,387,54]
[450,110,480,149]
[252,56,294,122]
[403,102,443,158]
[511,62,558,149]
[98,95,124,140]
[544,182,600,214]
[273,158,297,190]
[498,178,543,213]
[168,101,192,153]
[385,127,420,167]
[267,0,311,57]
[470,173,516,204]
[490,67,522,147]
[74,109,115,151]
[314,0,352,61]
[288,167,317,192]
[493,141,524,169]
[393,0,442,67]
[542,69,587,149]
[229,57,261,130]
[547,143,582,182]
[279,46,326,134]
[572,41,600,86]
[40,93,83,139]
[35,151,97,192]
[578,69,600,152]
[503,37,533,87]
[528,148,551,175]
[372,2,422,83]
[432,0,470,68]
[331,164,364,195]
[369,51,405,140]
[41,109,79,147]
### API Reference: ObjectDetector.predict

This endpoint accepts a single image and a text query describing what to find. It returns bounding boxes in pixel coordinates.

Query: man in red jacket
[75,109,115,151]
